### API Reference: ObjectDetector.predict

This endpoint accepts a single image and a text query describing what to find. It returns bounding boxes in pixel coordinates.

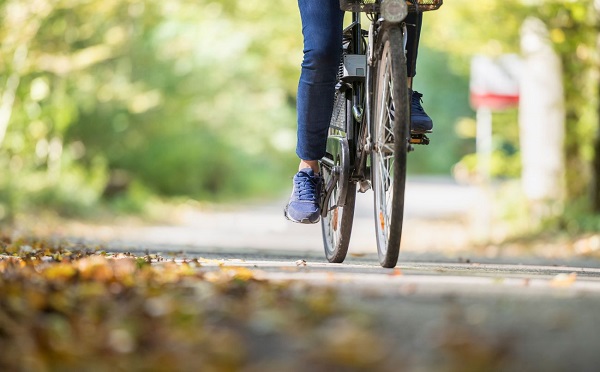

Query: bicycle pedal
[358,180,371,193]
[410,134,430,145]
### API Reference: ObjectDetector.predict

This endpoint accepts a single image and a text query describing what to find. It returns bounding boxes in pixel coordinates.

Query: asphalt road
[52,177,600,370]
[96,247,599,371]
[145,249,598,372]
[76,176,480,254]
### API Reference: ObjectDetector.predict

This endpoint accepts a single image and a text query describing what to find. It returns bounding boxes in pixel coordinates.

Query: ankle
[299,160,319,173]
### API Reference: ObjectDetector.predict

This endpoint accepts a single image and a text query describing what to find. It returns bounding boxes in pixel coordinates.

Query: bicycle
[319,0,442,268]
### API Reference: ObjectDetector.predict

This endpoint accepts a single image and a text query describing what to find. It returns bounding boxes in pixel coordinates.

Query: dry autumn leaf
[550,272,577,288]
[350,253,366,257]
[389,268,403,276]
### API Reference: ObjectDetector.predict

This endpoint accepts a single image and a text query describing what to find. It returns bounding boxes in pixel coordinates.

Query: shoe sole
[283,206,320,224]
[411,129,433,135]
[411,123,433,134]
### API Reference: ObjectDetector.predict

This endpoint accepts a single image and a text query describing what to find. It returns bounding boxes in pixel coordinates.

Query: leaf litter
[0,235,525,372]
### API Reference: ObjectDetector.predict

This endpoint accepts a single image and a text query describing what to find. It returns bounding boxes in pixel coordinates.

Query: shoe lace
[294,171,320,201]
[411,91,426,115]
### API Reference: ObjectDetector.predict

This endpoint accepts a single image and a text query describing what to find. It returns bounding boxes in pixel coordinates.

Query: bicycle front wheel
[371,26,409,268]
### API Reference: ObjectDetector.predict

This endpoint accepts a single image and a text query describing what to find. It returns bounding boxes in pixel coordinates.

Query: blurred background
[0,0,598,249]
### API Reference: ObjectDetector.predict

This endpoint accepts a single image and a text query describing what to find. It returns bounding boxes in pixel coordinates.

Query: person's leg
[286,0,344,224]
[406,12,422,79]
[296,0,344,171]
[404,12,433,133]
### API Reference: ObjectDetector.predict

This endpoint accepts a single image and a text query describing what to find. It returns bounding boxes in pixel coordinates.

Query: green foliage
[409,46,473,174]
[0,153,107,220]
[0,0,598,221]
[554,196,600,234]
[424,0,599,200]
[539,2,599,201]
[0,0,300,219]
[119,129,291,200]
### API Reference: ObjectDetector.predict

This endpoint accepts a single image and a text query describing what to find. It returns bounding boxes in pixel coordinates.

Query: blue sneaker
[284,168,323,224]
[410,91,433,133]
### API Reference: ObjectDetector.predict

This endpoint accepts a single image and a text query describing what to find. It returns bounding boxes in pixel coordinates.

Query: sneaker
[284,168,323,224]
[410,91,433,133]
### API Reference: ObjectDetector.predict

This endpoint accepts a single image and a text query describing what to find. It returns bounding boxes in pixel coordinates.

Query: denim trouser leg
[406,12,423,77]
[295,2,422,161]
[296,0,344,161]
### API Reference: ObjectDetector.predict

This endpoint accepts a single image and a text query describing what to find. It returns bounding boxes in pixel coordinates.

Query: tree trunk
[592,3,600,212]
[0,47,27,148]
[519,17,566,219]
[593,121,600,211]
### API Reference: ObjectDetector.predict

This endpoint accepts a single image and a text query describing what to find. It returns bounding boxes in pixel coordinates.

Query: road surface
[49,177,600,370]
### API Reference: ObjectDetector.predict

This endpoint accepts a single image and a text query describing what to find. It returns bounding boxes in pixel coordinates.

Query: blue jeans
[296,0,344,161]
[296,0,422,161]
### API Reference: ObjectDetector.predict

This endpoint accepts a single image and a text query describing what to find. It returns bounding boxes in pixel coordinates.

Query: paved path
[105,248,599,371]
[52,177,600,371]
[74,176,482,255]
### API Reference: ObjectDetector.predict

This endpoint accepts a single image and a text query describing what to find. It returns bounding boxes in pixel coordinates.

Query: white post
[476,107,493,183]
[519,17,566,221]
[474,107,493,241]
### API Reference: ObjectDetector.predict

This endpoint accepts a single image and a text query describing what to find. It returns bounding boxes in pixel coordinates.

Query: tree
[0,0,305,219]
[424,0,599,210]
[592,2,600,212]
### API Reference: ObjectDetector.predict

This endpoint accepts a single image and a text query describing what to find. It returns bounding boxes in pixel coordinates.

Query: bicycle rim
[321,170,356,263]
[372,26,408,268]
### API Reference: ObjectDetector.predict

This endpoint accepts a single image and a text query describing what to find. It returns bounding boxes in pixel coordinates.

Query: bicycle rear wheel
[321,166,356,263]
[321,90,356,263]
[371,26,409,268]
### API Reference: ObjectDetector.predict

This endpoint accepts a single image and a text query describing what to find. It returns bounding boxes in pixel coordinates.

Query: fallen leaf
[550,272,577,288]
[493,277,505,285]
[44,263,77,281]
[389,268,402,276]
[350,253,366,257]
[197,257,225,266]
[280,266,300,271]
[223,266,255,281]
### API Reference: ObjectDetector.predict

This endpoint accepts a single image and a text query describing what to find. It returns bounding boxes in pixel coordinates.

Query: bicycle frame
[319,13,364,212]
[320,10,411,214]
[319,0,441,267]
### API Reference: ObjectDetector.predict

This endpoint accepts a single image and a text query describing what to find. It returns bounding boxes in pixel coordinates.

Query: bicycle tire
[321,170,356,263]
[371,26,409,268]
[321,91,356,263]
